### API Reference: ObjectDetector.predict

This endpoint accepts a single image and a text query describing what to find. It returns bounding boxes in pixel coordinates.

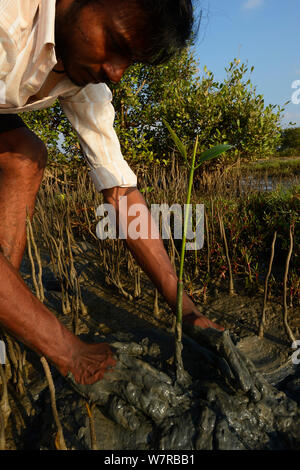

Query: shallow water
[240,174,299,193]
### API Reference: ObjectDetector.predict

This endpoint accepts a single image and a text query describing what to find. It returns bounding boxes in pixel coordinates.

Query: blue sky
[192,0,300,128]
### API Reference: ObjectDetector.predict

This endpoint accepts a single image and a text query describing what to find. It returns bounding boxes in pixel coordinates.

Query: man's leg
[0,120,116,384]
[0,125,47,269]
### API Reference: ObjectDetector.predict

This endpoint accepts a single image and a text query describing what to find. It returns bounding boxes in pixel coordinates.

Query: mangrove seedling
[164,120,232,385]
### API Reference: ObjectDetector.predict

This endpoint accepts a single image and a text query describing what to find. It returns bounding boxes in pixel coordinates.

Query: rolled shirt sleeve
[59,82,137,192]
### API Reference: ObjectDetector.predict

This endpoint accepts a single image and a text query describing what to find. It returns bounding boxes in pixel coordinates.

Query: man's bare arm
[0,251,116,383]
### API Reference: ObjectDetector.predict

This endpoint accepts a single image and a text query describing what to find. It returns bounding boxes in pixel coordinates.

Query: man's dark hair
[122,0,198,65]
[73,0,199,65]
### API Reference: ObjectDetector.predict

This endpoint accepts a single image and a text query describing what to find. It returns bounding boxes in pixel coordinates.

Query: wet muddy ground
[3,242,300,450]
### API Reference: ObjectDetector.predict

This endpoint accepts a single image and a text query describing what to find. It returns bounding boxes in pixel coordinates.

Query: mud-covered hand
[182,323,269,402]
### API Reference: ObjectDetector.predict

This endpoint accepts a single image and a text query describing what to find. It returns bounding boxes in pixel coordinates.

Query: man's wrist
[38,326,84,377]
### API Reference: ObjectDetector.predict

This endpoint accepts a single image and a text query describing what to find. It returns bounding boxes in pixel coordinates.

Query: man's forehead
[104,7,148,60]
[74,1,155,64]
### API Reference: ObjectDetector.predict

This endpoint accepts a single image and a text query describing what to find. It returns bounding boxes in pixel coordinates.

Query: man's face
[55,2,142,87]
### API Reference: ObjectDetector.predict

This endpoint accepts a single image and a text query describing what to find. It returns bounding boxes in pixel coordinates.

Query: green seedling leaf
[163,120,189,167]
[195,144,232,169]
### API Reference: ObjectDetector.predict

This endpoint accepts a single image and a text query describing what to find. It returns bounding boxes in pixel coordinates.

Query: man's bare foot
[59,342,117,385]
[182,312,225,331]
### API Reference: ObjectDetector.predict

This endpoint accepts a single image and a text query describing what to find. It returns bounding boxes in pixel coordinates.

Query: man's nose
[102,61,129,84]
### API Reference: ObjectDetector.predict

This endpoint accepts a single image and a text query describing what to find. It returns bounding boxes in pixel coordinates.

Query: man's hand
[66,341,186,425]
[61,342,117,385]
[182,311,225,332]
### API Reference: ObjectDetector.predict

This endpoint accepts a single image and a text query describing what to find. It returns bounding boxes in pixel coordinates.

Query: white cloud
[242,0,264,10]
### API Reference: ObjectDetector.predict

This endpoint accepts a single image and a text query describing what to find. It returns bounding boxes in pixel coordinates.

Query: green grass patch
[241,158,300,176]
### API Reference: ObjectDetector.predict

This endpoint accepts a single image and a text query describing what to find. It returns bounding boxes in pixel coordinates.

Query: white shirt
[0,0,138,191]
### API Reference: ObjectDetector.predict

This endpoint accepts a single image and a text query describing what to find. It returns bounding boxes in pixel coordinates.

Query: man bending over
[0,0,223,385]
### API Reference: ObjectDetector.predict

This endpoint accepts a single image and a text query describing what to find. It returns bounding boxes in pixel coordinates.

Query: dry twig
[259,231,277,338]
[40,357,67,450]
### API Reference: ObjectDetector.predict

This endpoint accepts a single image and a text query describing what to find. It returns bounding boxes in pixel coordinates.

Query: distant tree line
[278,127,300,157]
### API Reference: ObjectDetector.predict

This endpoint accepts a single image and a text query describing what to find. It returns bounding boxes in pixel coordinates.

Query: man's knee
[0,127,48,177]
